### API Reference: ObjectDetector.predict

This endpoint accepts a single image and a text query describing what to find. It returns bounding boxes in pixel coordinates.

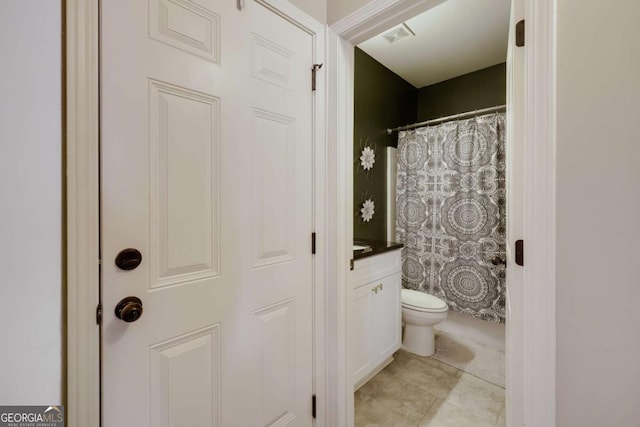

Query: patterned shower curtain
[396,113,506,323]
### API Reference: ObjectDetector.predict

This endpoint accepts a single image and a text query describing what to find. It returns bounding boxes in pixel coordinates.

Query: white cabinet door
[101,1,315,425]
[352,267,402,387]
[371,273,402,361]
[352,284,373,384]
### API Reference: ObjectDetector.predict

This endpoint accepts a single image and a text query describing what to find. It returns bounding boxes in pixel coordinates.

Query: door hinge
[96,304,102,325]
[312,232,316,254]
[515,239,524,266]
[515,19,525,47]
[350,259,354,271]
[312,63,323,91]
[312,394,316,419]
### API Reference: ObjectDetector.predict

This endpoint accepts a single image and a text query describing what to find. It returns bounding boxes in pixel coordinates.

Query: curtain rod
[386,104,506,135]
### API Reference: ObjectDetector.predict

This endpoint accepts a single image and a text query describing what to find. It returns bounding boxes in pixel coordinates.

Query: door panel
[149,325,221,427]
[101,0,314,425]
[251,109,296,267]
[149,0,221,62]
[148,80,221,287]
[253,299,297,426]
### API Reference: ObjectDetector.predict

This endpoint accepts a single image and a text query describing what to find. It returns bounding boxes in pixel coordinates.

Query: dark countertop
[353,239,404,260]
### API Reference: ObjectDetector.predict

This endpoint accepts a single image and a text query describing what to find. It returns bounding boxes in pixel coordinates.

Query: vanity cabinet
[352,248,402,388]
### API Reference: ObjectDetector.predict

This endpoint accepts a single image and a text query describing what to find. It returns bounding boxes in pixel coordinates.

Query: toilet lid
[402,289,448,312]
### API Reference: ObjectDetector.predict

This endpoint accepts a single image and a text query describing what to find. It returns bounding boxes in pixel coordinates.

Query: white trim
[523,0,557,424]
[327,0,558,426]
[325,29,354,427]
[65,1,100,427]
[66,0,327,425]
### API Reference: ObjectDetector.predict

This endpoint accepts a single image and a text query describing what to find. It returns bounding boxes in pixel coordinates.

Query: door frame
[326,0,557,426]
[65,1,327,426]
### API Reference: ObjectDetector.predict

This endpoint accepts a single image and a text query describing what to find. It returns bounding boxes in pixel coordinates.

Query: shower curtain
[396,113,506,323]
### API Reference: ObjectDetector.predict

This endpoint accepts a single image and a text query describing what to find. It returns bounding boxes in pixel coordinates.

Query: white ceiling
[358,0,511,88]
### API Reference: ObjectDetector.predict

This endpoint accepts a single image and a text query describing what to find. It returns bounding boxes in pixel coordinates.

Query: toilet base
[402,323,435,357]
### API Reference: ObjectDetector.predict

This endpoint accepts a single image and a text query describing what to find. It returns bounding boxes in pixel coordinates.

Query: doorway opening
[349,1,511,425]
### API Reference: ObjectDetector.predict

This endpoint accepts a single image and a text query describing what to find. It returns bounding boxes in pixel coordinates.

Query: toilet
[401,289,449,357]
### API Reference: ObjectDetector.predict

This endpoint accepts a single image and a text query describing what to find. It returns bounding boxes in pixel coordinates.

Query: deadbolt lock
[115,248,143,271]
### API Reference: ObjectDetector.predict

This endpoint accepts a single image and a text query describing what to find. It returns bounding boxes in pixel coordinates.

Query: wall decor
[361,198,375,222]
[360,146,376,171]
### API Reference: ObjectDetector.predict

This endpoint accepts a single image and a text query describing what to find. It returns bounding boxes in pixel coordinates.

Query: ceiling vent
[382,23,416,44]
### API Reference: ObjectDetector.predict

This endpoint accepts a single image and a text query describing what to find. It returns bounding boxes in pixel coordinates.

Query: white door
[506,0,525,424]
[101,0,314,425]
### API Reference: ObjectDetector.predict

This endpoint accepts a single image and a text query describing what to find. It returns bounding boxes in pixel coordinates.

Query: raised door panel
[148,80,221,288]
[250,109,296,268]
[149,0,221,62]
[252,300,298,426]
[149,325,221,427]
[251,34,295,91]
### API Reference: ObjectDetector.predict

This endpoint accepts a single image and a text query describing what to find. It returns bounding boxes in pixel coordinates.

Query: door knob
[115,296,143,323]
[491,256,506,266]
[115,248,143,271]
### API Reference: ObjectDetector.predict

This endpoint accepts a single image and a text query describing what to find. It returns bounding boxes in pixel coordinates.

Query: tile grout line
[428,356,506,390]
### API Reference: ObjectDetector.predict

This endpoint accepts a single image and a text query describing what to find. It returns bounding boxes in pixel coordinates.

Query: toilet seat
[401,289,448,313]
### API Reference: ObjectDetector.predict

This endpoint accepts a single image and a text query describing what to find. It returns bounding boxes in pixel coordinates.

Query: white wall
[0,1,62,405]
[556,1,640,425]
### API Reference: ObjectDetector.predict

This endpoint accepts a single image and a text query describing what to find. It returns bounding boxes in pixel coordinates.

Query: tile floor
[432,331,505,388]
[354,350,505,427]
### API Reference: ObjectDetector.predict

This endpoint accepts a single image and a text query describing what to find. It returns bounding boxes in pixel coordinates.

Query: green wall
[417,63,506,121]
[354,53,505,242]
[354,48,417,241]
